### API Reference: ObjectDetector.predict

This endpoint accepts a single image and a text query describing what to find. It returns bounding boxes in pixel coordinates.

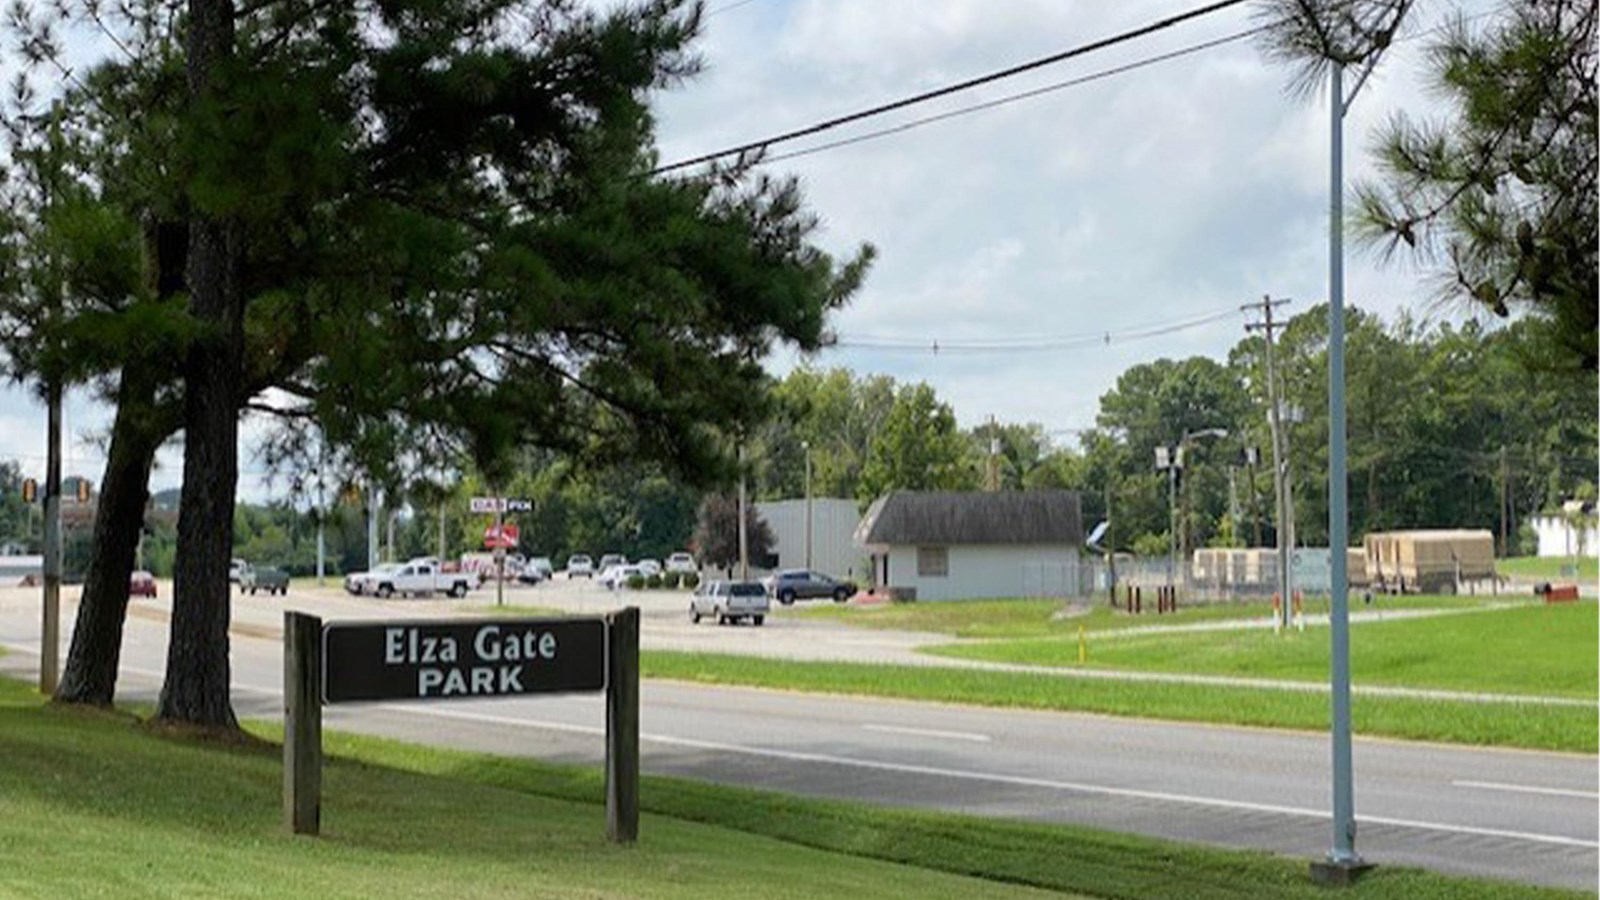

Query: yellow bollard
[1078,624,1086,664]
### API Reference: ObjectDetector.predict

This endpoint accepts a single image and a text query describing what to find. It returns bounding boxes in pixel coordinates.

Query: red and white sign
[483,523,520,549]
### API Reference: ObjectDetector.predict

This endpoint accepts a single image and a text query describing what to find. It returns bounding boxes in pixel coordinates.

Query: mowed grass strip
[802,594,1510,639]
[641,652,1596,753]
[928,603,1598,699]
[0,679,1063,900]
[0,679,1579,900]
[1496,556,1598,582]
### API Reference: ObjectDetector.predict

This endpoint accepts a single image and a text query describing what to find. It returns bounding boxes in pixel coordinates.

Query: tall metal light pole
[1160,429,1229,589]
[801,440,813,571]
[1155,445,1177,586]
[1323,58,1361,877]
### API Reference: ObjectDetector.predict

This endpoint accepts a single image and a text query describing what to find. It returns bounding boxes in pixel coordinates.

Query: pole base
[1309,857,1375,887]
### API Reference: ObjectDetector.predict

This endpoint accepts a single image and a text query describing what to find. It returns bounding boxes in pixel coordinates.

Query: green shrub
[626,574,646,590]
[660,571,681,589]
[681,572,700,590]
[645,573,663,589]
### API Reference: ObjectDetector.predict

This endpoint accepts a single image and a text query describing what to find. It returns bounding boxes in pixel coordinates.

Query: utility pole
[1105,480,1116,599]
[315,474,326,586]
[367,482,380,572]
[1246,447,1263,548]
[1244,295,1292,631]
[737,445,749,581]
[801,440,813,570]
[985,415,1001,492]
[1499,445,1510,557]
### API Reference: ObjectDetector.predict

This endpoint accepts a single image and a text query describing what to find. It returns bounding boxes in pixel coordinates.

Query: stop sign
[483,523,520,549]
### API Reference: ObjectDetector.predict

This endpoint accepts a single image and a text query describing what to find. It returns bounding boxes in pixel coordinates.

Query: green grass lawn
[1498,556,1598,582]
[803,594,1515,639]
[926,603,1598,699]
[0,677,1580,900]
[641,651,1596,753]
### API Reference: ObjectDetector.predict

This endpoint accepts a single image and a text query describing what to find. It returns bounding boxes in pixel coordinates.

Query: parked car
[228,558,249,584]
[636,558,662,577]
[666,552,697,574]
[763,569,857,605]
[599,564,644,590]
[599,553,628,572]
[566,554,594,578]
[242,566,290,596]
[527,556,555,580]
[691,580,769,626]
[129,570,157,598]
[345,563,401,596]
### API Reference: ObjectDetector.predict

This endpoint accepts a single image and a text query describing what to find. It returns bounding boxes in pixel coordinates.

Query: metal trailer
[1362,529,1495,594]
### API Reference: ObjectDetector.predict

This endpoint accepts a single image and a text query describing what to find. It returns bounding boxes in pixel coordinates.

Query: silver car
[690,580,769,626]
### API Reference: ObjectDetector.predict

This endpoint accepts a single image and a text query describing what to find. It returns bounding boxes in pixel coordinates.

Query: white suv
[567,554,594,578]
[666,552,697,574]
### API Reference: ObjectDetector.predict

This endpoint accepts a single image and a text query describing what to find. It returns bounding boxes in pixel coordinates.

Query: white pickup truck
[353,559,474,599]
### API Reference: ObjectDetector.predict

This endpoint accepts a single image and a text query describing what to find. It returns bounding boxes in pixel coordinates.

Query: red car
[129,570,157,598]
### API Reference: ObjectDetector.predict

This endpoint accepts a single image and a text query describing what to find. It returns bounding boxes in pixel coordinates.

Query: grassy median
[0,677,1580,900]
[641,652,1596,753]
[927,603,1597,699]
[802,594,1514,639]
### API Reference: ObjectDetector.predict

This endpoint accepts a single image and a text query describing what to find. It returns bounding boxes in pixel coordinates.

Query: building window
[917,546,948,577]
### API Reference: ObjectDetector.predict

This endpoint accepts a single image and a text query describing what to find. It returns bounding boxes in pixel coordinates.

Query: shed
[854,490,1083,601]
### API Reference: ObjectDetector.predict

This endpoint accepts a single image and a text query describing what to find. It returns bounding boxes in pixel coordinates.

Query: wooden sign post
[605,607,639,843]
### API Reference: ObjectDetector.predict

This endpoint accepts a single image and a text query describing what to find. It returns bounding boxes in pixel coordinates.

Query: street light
[801,440,813,571]
[1157,428,1229,588]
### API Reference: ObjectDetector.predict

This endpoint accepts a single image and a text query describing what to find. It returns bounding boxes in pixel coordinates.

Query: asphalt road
[1,582,1594,891]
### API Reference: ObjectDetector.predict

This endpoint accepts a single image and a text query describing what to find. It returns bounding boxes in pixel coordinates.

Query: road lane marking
[6,642,1595,851]
[1453,780,1599,800]
[387,704,1599,850]
[862,724,991,742]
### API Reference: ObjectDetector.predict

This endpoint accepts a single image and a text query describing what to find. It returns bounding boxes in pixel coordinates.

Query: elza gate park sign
[283,609,639,843]
[322,618,605,702]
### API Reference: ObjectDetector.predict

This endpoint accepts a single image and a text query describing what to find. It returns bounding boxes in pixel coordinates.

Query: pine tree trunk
[54,369,165,705]
[158,0,241,729]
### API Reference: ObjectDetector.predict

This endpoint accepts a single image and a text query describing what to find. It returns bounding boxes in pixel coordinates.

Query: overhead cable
[834,306,1241,354]
[651,0,1252,175]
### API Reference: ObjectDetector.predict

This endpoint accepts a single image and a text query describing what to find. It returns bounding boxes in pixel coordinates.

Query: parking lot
[0,573,945,669]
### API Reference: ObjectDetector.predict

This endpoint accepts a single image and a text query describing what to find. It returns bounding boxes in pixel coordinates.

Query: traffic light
[21,478,36,503]
[76,479,91,503]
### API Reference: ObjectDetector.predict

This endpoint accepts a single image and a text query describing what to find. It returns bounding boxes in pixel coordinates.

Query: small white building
[754,497,866,581]
[854,490,1083,601]
[1531,513,1599,559]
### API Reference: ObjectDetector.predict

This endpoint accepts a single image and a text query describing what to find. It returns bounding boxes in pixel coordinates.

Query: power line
[767,27,1263,166]
[833,306,1241,354]
[674,6,1498,174]
[651,0,1251,175]
[705,0,770,18]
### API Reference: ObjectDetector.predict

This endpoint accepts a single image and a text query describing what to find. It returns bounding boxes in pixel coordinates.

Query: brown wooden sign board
[321,618,606,703]
[285,610,637,843]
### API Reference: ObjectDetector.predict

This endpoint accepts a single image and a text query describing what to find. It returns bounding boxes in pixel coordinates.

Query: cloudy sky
[1,0,1494,500]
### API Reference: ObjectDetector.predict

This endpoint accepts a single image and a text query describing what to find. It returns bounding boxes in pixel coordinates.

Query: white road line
[6,641,1595,850]
[1453,780,1599,800]
[389,704,1599,850]
[862,723,992,743]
